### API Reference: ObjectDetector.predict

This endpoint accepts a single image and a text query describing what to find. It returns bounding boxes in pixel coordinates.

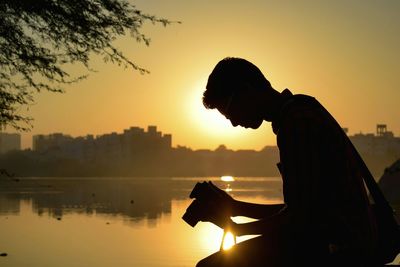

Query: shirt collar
[271,88,294,135]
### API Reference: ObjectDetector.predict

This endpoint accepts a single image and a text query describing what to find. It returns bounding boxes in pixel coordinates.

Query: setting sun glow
[11,1,400,151]
[188,81,236,136]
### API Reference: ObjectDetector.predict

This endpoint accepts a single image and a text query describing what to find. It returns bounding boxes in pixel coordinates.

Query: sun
[187,79,243,138]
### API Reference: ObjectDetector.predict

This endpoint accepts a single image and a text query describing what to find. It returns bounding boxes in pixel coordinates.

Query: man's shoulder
[281,94,321,118]
[272,91,322,134]
[277,93,338,136]
[280,93,344,141]
[289,93,319,106]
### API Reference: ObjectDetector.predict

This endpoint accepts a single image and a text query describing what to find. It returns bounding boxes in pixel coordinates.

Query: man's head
[203,57,280,128]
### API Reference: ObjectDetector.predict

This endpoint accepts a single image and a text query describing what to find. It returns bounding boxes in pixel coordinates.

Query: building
[33,133,73,152]
[348,124,400,176]
[349,124,400,157]
[0,133,21,153]
[32,126,172,161]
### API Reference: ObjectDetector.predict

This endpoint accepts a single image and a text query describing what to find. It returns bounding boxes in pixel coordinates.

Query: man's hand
[185,181,237,229]
[205,181,235,215]
[198,197,236,232]
[195,181,236,230]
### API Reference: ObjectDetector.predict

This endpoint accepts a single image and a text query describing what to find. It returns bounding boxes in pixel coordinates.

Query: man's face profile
[217,89,264,129]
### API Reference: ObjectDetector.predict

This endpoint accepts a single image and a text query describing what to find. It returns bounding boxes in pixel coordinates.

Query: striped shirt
[272,89,376,263]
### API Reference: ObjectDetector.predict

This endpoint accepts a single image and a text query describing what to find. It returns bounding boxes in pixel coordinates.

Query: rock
[379,159,400,222]
[379,159,400,204]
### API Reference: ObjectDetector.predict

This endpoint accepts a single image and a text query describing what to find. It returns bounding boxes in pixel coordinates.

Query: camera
[182,199,207,227]
[182,181,237,250]
[182,182,212,227]
[189,181,211,200]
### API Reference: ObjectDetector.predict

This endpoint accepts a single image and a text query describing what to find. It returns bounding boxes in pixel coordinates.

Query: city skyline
[1,122,398,177]
[3,122,400,151]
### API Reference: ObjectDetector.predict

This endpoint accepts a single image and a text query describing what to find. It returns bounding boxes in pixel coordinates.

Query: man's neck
[270,89,293,134]
[268,89,289,121]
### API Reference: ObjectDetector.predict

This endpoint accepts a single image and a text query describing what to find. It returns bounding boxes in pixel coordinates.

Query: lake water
[0,177,284,267]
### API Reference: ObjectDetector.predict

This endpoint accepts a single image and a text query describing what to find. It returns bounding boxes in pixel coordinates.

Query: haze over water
[0,176,283,267]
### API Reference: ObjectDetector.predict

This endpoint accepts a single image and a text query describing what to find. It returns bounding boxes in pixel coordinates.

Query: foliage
[0,0,175,130]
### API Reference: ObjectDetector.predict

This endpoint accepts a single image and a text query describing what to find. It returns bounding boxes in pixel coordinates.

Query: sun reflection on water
[198,226,236,251]
[221,176,234,192]
[225,184,232,192]
[222,232,236,250]
[221,176,235,182]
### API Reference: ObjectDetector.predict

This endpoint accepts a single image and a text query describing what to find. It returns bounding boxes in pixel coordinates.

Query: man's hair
[203,57,271,109]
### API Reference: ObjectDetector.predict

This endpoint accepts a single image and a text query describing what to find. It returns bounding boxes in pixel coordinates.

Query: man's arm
[223,207,289,236]
[206,181,285,219]
[232,200,285,219]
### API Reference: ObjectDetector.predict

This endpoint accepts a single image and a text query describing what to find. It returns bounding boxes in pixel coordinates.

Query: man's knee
[196,253,222,267]
[195,257,208,267]
[195,236,279,267]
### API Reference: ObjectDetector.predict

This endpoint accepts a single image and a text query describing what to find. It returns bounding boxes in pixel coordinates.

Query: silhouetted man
[196,57,377,267]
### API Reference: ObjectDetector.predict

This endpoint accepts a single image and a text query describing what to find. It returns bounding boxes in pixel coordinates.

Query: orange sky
[11,1,400,150]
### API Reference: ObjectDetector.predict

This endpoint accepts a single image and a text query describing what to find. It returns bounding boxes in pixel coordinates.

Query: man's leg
[196,235,287,267]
